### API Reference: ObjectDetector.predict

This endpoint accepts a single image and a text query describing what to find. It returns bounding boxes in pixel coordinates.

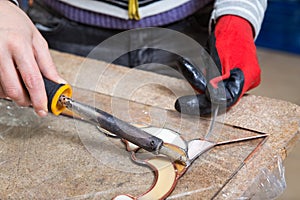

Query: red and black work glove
[174,15,261,116]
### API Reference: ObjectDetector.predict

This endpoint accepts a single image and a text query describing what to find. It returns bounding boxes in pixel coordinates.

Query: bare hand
[0,1,65,116]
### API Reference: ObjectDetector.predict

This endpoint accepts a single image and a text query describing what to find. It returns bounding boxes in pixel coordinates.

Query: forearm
[211,0,267,39]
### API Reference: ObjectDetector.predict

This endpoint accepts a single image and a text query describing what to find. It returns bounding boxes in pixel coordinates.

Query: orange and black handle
[43,77,72,116]
[42,77,164,153]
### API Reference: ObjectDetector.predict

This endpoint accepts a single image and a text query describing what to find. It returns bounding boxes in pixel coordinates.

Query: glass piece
[187,139,215,161]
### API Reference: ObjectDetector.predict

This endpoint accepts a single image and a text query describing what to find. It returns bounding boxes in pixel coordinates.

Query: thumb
[174,94,212,116]
[222,68,245,107]
[33,32,67,84]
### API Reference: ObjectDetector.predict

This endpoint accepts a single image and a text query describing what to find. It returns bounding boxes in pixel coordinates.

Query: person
[0,0,267,117]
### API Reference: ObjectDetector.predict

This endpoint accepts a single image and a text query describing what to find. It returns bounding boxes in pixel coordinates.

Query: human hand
[175,15,261,116]
[0,1,65,117]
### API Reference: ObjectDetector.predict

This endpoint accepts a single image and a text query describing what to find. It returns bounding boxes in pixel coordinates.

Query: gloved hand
[174,15,261,116]
[0,1,65,116]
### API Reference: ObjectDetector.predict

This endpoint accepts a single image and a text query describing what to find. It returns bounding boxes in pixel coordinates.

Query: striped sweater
[41,0,266,38]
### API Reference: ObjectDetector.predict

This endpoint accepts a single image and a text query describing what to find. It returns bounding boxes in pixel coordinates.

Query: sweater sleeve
[211,0,267,39]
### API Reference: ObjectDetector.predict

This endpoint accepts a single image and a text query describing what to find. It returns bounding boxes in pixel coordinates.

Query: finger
[0,53,31,106]
[175,57,207,93]
[32,32,66,84]
[174,94,212,116]
[12,43,48,117]
[0,83,5,98]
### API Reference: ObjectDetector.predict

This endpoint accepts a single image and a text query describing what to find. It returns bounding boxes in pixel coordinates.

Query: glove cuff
[213,15,261,95]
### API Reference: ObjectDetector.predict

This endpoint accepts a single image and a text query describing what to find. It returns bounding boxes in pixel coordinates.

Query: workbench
[0,50,299,199]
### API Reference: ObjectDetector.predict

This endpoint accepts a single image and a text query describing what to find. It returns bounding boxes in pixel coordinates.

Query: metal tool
[205,104,219,139]
[43,78,188,164]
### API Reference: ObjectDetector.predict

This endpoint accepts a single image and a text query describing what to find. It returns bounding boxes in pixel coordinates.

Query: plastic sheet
[241,154,286,200]
[219,143,287,200]
[0,93,290,199]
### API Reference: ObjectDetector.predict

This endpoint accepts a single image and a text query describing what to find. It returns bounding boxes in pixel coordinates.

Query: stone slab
[0,50,299,199]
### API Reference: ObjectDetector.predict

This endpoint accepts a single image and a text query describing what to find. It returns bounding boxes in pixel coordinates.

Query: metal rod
[216,134,268,146]
[59,95,187,163]
[59,95,163,152]
[205,104,219,140]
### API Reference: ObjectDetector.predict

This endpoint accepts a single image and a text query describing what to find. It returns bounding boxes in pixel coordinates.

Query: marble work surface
[0,51,299,199]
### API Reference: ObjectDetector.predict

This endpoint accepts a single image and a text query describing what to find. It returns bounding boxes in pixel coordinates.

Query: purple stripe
[43,0,212,29]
